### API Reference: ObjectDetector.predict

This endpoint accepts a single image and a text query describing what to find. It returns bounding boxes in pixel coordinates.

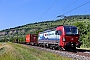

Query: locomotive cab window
[64,26,78,35]
[55,30,62,35]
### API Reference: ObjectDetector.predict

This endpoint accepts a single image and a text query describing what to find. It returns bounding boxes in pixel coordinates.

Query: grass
[0,43,22,60]
[0,42,72,60]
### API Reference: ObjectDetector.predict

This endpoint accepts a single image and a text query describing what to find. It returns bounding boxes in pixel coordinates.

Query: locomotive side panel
[38,30,60,45]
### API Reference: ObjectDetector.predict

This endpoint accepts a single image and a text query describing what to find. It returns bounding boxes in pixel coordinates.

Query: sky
[0,0,90,30]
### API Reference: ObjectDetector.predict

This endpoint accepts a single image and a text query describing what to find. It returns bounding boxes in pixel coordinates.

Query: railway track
[23,44,90,60]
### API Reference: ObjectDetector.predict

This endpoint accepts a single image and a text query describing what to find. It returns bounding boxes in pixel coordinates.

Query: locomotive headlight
[63,37,65,41]
[71,44,73,46]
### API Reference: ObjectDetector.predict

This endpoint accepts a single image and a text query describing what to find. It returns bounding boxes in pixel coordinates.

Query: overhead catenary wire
[37,0,58,21]
[53,0,90,21]
[55,0,90,25]
[63,0,90,15]
[51,0,78,19]
[37,0,90,22]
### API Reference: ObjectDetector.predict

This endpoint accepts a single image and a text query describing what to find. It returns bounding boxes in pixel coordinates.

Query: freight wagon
[26,34,37,45]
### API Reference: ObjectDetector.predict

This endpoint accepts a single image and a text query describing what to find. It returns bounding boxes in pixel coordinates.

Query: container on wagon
[26,34,37,45]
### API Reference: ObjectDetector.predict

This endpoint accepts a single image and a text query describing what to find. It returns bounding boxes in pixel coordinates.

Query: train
[25,25,82,51]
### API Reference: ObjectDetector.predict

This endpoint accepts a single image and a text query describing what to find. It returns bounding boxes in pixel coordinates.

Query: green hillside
[0,15,90,48]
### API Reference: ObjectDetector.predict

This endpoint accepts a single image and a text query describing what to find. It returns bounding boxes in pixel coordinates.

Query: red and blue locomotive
[38,25,81,50]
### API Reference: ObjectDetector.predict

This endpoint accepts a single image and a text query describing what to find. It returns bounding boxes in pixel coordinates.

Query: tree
[73,22,87,34]
[73,22,87,46]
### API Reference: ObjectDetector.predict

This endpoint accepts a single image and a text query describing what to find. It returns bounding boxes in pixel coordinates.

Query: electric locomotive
[38,25,81,51]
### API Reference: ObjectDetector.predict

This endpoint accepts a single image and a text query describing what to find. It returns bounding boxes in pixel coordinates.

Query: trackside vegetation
[0,42,71,60]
